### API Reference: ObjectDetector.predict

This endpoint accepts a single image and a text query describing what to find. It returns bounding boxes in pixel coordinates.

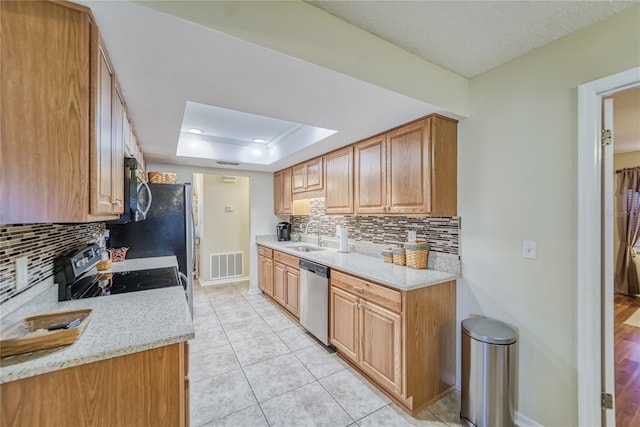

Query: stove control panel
[56,243,106,301]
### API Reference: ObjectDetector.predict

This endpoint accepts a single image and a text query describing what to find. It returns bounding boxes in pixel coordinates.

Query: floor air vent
[209,252,243,280]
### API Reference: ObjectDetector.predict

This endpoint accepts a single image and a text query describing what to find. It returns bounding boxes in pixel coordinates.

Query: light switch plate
[15,256,28,290]
[522,240,537,259]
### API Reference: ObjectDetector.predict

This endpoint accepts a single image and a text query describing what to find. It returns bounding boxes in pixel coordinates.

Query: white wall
[147,162,285,293]
[200,174,250,282]
[457,5,640,426]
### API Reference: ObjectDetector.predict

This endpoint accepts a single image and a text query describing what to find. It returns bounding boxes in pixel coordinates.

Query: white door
[601,97,615,426]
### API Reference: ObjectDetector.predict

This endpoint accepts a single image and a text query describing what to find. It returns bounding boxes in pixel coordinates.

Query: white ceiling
[80,0,637,172]
[306,0,636,78]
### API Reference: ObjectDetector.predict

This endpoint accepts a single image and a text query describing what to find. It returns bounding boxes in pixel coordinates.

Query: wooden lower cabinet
[1,342,189,427]
[360,300,402,394]
[330,270,456,415]
[258,254,273,297]
[273,261,287,306]
[273,260,299,318]
[330,286,359,362]
[284,268,300,317]
[261,249,300,319]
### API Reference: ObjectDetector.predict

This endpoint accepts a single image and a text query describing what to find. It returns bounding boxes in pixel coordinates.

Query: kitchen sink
[285,245,326,252]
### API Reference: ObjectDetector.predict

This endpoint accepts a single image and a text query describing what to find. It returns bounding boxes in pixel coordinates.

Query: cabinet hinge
[601,129,612,146]
[601,392,614,410]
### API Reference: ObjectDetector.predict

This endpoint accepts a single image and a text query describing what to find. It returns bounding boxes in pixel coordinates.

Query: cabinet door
[0,1,91,224]
[285,268,299,318]
[324,146,353,214]
[330,286,359,363]
[273,262,287,306]
[292,163,306,193]
[264,258,274,297]
[305,157,323,191]
[354,135,387,214]
[274,169,292,215]
[111,84,124,214]
[281,168,292,213]
[92,41,115,215]
[359,300,402,394]
[258,255,266,292]
[387,120,430,214]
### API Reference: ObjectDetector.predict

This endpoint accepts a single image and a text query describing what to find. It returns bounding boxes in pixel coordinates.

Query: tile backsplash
[0,223,105,304]
[290,198,459,255]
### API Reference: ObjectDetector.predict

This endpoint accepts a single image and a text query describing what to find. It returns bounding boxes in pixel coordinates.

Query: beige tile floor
[190,280,462,427]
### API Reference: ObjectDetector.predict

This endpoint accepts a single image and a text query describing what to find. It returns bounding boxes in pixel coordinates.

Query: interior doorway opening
[192,173,251,286]
[577,66,640,427]
[606,87,640,426]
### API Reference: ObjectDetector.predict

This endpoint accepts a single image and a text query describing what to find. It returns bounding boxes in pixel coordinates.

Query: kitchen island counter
[0,256,194,384]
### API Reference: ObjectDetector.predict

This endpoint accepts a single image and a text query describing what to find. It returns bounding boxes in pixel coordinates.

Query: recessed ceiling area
[177,102,337,166]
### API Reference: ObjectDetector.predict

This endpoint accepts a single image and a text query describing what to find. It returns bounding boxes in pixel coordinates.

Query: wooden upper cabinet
[91,40,124,215]
[387,120,429,214]
[0,1,140,223]
[324,146,354,214]
[92,42,114,215]
[354,116,457,216]
[292,157,323,193]
[292,163,306,193]
[354,135,387,214]
[0,1,91,224]
[274,168,292,215]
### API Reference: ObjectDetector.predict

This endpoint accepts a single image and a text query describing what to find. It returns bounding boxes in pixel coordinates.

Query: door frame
[577,66,640,426]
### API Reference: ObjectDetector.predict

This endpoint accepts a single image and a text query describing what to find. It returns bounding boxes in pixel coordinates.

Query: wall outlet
[522,240,537,260]
[15,255,28,290]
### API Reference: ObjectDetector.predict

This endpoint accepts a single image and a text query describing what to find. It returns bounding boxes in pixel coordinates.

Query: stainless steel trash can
[461,318,517,427]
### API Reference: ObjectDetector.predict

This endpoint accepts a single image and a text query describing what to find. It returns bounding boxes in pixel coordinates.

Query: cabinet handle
[111,199,122,207]
[353,286,364,292]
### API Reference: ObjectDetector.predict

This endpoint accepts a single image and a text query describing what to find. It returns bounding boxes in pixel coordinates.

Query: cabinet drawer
[331,270,401,313]
[273,251,299,269]
[258,245,273,258]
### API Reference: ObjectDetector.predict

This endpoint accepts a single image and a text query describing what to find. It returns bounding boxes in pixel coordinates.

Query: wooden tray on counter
[0,309,92,357]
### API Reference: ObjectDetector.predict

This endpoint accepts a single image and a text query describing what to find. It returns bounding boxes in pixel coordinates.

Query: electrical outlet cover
[15,256,28,290]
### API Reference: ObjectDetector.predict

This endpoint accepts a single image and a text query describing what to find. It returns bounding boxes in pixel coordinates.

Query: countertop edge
[0,332,195,385]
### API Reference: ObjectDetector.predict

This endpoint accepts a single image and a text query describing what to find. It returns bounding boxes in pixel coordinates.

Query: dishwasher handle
[299,259,330,279]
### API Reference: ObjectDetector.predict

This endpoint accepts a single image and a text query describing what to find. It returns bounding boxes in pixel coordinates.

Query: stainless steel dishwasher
[299,258,330,346]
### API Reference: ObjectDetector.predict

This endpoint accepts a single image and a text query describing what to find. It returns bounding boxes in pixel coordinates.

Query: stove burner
[137,279,172,290]
[60,266,180,300]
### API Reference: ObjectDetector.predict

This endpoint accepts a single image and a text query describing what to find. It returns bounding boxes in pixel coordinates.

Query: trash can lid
[462,318,517,345]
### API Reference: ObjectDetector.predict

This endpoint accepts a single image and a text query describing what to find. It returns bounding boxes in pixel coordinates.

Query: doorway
[607,87,640,426]
[577,66,640,427]
[192,173,251,286]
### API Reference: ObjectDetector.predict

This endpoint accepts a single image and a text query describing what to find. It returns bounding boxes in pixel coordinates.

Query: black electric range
[57,244,181,301]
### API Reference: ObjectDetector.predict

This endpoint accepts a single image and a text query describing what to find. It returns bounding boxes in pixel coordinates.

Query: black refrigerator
[108,183,194,315]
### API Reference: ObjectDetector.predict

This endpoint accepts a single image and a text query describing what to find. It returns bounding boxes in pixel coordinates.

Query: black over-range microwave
[114,157,152,222]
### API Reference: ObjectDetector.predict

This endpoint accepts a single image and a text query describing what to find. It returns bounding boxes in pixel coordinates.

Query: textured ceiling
[306,0,637,77]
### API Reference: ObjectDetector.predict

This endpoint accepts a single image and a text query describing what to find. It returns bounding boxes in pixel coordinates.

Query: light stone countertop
[0,256,194,384]
[256,240,458,291]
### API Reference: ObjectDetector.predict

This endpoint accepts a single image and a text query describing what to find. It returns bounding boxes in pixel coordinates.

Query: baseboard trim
[199,276,249,287]
[516,410,544,427]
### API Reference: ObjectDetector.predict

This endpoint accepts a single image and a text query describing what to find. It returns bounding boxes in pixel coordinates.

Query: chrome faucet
[304,220,322,247]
